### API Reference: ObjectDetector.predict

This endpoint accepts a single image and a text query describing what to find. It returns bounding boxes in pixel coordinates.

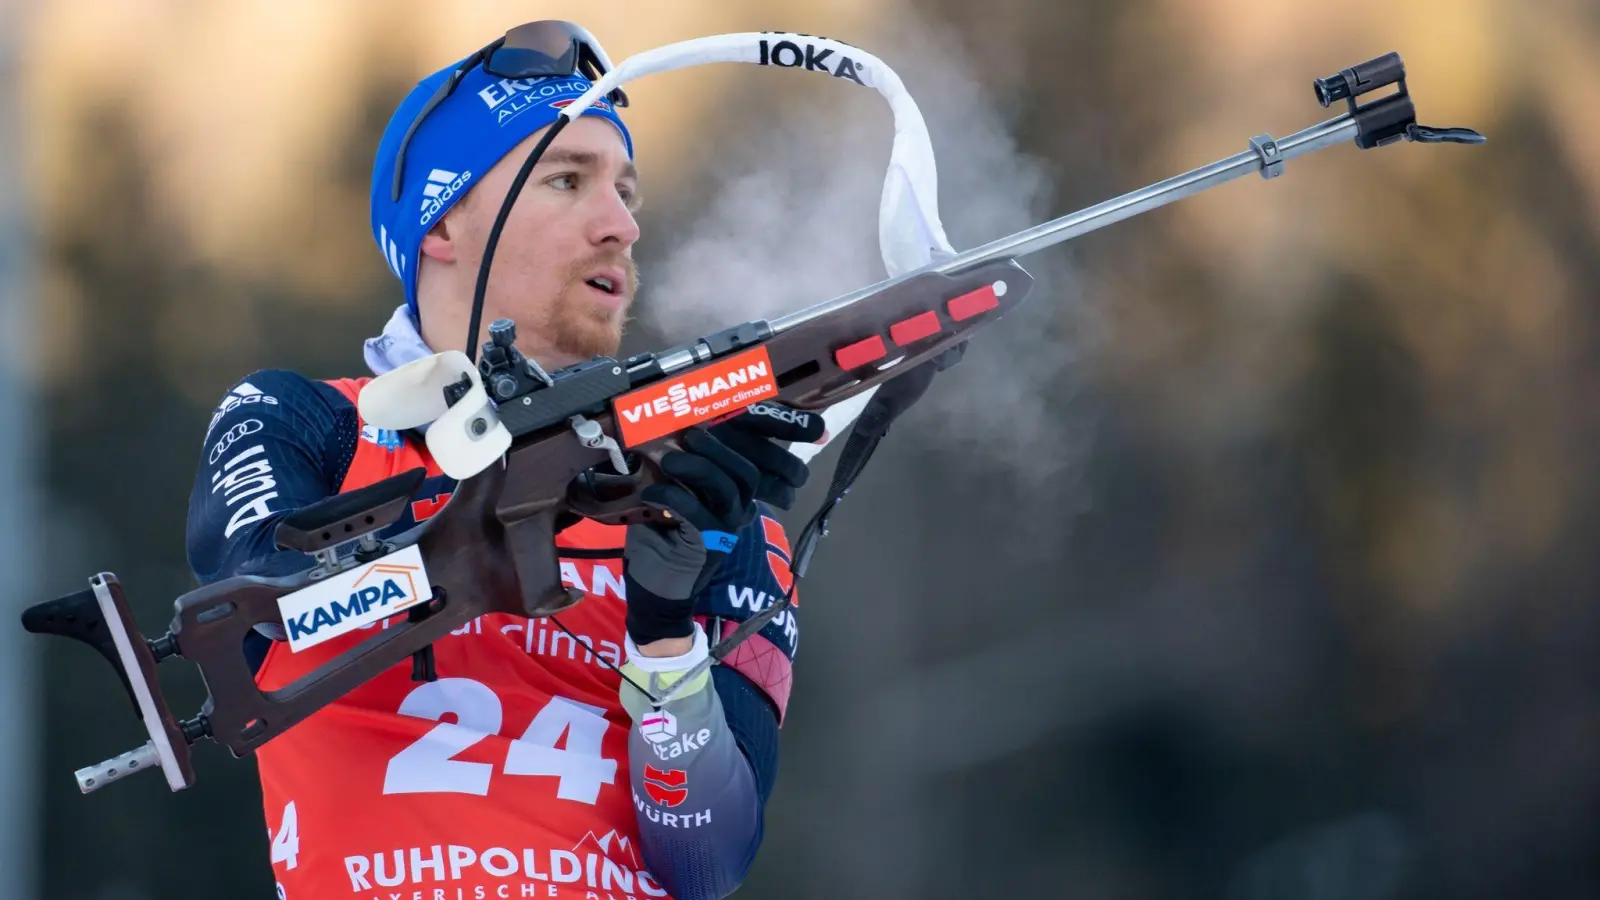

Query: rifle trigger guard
[570,414,629,475]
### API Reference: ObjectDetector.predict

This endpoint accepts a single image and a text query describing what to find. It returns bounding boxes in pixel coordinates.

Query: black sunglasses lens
[486,21,583,78]
[395,22,628,201]
[485,44,576,78]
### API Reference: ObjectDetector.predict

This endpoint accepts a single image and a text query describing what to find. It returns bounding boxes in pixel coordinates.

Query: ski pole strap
[794,426,882,579]
[698,384,905,671]
[700,344,967,673]
[793,342,964,577]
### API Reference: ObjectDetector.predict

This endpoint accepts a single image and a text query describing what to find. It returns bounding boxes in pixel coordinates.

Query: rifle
[21,34,1482,795]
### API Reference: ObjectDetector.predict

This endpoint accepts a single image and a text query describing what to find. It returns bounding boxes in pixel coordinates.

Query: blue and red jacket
[186,368,801,900]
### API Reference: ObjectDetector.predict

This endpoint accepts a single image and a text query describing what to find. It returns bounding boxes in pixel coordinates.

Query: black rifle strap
[709,342,967,662]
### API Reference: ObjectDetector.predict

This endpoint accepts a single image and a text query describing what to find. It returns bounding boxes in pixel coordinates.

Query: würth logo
[642,765,688,808]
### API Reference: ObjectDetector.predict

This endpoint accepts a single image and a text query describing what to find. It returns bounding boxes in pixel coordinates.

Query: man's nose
[590,189,640,248]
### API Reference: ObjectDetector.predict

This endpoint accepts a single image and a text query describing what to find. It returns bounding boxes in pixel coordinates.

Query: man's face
[416,115,640,367]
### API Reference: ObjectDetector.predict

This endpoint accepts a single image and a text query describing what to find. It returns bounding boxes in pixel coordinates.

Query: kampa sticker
[276,545,432,653]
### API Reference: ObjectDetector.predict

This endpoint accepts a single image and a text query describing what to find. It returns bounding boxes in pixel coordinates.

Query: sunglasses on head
[391,20,630,202]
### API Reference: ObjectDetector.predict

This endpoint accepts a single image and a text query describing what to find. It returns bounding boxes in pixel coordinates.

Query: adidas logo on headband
[418,168,474,227]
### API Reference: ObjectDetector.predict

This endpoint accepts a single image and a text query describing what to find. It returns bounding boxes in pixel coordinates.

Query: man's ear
[419,217,457,263]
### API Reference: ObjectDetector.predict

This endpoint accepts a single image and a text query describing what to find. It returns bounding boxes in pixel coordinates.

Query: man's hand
[707,402,826,511]
[624,402,824,656]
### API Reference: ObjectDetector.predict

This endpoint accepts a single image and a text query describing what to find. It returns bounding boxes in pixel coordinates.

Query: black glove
[707,401,827,510]
[622,402,824,646]
[624,427,760,645]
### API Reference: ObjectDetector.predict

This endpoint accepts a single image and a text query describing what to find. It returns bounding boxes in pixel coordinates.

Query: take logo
[640,709,678,745]
[642,765,687,808]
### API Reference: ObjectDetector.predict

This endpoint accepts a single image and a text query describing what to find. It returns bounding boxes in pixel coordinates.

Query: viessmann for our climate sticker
[612,346,780,448]
[276,546,433,653]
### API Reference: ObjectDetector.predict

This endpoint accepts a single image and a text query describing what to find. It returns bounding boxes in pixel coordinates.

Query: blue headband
[370,58,634,320]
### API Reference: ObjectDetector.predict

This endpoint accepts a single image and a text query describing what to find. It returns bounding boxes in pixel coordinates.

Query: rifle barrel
[767,113,1359,336]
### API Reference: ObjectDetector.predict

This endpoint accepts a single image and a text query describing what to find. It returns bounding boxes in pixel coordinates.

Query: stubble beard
[544,255,639,361]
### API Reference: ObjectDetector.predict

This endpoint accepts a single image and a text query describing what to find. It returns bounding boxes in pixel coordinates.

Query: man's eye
[548,173,578,191]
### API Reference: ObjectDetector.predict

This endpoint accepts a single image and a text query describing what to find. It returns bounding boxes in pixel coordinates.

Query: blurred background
[3,0,1597,897]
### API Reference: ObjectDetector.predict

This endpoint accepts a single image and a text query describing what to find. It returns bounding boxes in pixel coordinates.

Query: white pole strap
[566,32,955,460]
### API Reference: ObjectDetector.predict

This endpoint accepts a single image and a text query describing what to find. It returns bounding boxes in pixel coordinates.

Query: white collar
[362,304,434,377]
